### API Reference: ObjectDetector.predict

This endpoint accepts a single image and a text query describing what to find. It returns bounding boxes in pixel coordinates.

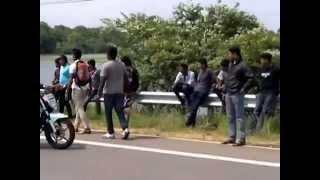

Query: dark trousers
[84,90,101,114]
[173,83,194,105]
[56,88,72,118]
[250,92,279,131]
[104,94,128,134]
[186,90,209,126]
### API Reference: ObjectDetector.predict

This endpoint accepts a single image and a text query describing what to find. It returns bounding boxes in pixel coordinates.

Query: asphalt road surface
[40,132,280,180]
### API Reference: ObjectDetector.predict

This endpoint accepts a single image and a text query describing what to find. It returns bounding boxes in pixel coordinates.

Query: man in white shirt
[172,63,195,106]
[67,48,91,134]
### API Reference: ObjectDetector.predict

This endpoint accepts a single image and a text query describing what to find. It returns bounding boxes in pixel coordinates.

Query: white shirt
[174,71,195,85]
[217,70,224,81]
[69,59,89,90]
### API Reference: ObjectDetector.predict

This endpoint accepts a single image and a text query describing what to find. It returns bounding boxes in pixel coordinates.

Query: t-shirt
[69,60,89,90]
[194,69,215,93]
[59,64,70,87]
[100,60,126,94]
[90,68,101,90]
[173,71,195,86]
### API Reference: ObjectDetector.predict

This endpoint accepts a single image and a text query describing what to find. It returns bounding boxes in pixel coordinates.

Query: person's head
[87,59,96,72]
[178,63,188,74]
[260,52,272,67]
[121,56,132,67]
[54,58,60,68]
[228,45,242,62]
[106,45,118,60]
[220,58,229,71]
[199,58,208,70]
[58,55,68,66]
[72,48,82,60]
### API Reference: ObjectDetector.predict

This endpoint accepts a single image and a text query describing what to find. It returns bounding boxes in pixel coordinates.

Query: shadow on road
[40,143,87,150]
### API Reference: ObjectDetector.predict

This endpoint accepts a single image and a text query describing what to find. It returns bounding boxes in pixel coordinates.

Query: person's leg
[225,94,236,141]
[173,83,185,105]
[78,89,91,130]
[72,89,81,130]
[257,93,278,130]
[60,88,72,118]
[234,94,245,142]
[57,89,64,114]
[182,84,194,105]
[114,94,129,130]
[251,93,265,131]
[104,94,115,134]
[187,91,203,126]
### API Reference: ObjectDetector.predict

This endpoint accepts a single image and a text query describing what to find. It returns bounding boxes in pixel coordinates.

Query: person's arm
[187,71,195,85]
[173,72,183,85]
[97,65,107,98]
[240,64,254,94]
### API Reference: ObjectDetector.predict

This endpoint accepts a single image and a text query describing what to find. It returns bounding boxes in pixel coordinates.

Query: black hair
[228,45,242,58]
[121,56,132,66]
[59,55,68,64]
[199,58,208,67]
[72,48,82,59]
[260,52,272,62]
[106,45,118,60]
[54,57,60,65]
[220,59,229,68]
[180,63,188,70]
[87,59,96,68]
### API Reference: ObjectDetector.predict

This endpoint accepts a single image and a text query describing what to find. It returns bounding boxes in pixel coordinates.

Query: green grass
[84,104,280,146]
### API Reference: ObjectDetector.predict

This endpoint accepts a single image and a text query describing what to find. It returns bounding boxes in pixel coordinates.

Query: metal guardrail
[97,91,280,109]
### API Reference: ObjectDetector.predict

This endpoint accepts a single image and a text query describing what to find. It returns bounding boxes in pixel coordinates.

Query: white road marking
[40,136,280,168]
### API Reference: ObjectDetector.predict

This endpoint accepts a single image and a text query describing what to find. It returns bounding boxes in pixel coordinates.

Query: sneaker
[221,139,236,144]
[102,133,115,139]
[122,128,130,140]
[232,139,246,147]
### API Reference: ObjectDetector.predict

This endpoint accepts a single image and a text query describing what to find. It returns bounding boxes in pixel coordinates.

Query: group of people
[50,44,279,145]
[172,46,280,146]
[51,46,139,140]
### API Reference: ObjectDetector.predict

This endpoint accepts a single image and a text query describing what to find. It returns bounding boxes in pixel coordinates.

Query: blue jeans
[225,93,245,141]
[104,94,128,134]
[251,92,278,131]
[186,91,209,126]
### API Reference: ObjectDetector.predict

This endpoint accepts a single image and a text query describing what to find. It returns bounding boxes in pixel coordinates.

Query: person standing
[97,46,130,140]
[172,63,195,106]
[84,59,101,113]
[186,58,215,127]
[222,46,254,146]
[213,59,229,113]
[121,56,139,123]
[250,53,280,132]
[56,55,73,118]
[67,48,92,134]
[52,57,61,100]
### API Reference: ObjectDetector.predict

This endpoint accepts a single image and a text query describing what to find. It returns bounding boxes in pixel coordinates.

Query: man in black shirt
[222,46,254,146]
[250,53,280,132]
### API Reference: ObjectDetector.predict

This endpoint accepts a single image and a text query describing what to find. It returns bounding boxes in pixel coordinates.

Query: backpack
[74,60,91,87]
[124,67,139,93]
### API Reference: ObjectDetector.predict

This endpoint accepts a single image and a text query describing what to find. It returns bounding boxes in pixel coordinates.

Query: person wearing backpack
[121,56,139,122]
[67,48,92,134]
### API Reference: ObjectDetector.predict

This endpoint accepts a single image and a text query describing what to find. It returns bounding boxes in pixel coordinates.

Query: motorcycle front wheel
[44,119,75,149]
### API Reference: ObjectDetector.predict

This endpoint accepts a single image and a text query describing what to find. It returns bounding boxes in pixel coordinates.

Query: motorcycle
[40,83,75,149]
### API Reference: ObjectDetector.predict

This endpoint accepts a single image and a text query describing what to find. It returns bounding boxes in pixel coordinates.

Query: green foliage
[40,2,279,91]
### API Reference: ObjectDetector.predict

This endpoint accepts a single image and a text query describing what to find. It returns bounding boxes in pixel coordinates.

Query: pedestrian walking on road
[249,52,280,132]
[222,45,254,146]
[97,46,130,140]
[67,48,92,134]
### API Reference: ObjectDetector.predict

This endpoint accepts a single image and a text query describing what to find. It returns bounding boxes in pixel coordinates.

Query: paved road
[40,133,280,180]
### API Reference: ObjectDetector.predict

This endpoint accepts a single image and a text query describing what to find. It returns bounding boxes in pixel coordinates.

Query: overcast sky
[40,0,280,31]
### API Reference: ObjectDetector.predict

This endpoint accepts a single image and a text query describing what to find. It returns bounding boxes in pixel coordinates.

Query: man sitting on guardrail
[222,45,254,146]
[186,58,215,127]
[249,52,280,132]
[172,63,195,107]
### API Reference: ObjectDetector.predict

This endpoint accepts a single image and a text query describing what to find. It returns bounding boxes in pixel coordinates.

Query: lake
[40,54,106,84]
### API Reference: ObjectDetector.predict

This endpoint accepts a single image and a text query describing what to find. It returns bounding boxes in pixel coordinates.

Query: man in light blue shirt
[57,55,72,118]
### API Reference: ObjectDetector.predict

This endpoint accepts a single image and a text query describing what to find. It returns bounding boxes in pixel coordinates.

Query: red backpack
[74,60,91,86]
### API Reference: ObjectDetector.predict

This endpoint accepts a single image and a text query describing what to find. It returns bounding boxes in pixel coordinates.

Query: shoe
[102,133,115,139]
[122,128,130,140]
[232,139,246,147]
[79,128,91,134]
[221,139,236,144]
